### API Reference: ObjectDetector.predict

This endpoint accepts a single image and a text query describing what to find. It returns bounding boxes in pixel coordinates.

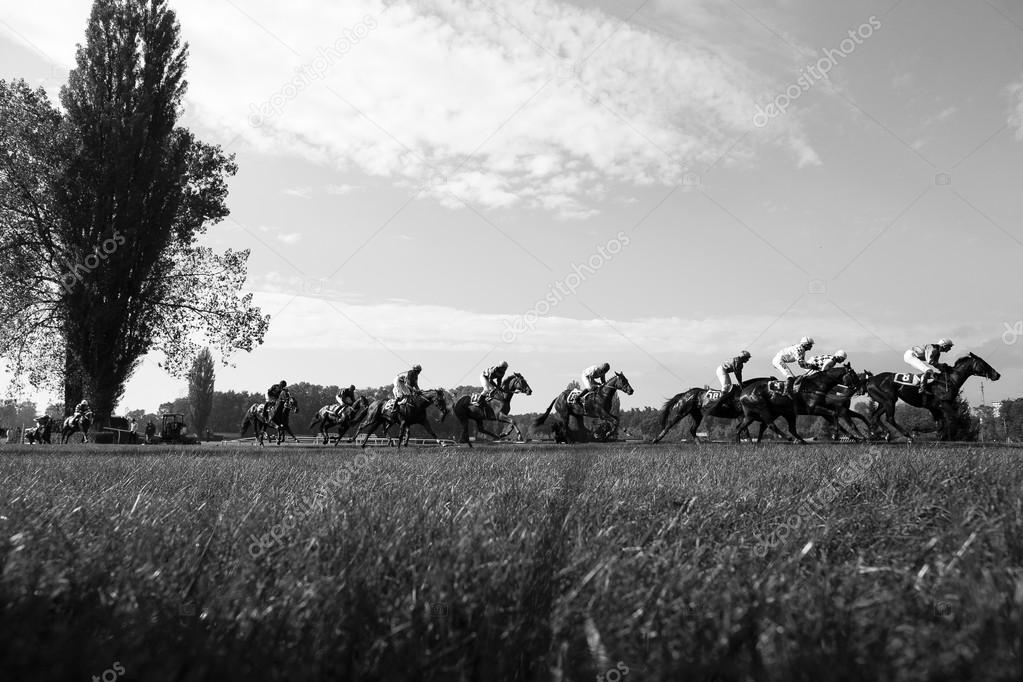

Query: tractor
[158,413,198,444]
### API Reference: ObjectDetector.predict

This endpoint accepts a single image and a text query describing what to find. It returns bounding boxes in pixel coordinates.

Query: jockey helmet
[740,350,751,360]
[800,336,814,347]
[279,380,287,387]
[412,364,422,372]
[499,360,508,368]
[938,338,953,348]
[600,362,610,371]
[834,349,847,360]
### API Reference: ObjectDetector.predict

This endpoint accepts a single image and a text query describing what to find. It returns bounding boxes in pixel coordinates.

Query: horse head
[608,371,635,396]
[504,372,532,396]
[960,352,1000,381]
[840,362,863,392]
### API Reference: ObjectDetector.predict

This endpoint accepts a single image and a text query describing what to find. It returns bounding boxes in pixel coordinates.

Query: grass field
[1,443,1021,681]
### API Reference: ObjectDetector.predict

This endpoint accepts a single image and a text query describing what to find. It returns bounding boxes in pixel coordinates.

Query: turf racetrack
[1,444,1020,681]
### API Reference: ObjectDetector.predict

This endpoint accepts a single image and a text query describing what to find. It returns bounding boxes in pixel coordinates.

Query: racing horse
[735,364,862,444]
[61,411,93,444]
[356,389,450,448]
[453,372,533,446]
[241,392,300,445]
[652,378,785,443]
[309,388,372,445]
[25,415,54,444]
[533,372,634,443]
[863,353,1000,441]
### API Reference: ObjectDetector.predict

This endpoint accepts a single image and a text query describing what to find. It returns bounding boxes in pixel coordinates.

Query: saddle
[384,398,397,412]
[894,372,922,387]
[568,388,583,404]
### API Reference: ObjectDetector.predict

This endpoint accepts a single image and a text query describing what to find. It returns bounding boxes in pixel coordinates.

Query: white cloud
[276,233,303,245]
[325,183,362,195]
[4,0,820,218]
[1009,83,1023,140]
[283,187,313,199]
[244,289,998,360]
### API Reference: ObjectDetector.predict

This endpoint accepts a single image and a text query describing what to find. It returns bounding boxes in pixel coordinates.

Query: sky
[1,0,1022,415]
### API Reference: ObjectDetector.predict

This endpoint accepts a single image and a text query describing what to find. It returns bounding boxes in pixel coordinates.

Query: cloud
[325,183,362,195]
[283,187,313,199]
[276,233,303,245]
[4,0,821,219]
[243,288,1003,361]
[1009,83,1023,140]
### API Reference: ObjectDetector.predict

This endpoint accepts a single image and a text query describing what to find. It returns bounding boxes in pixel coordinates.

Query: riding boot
[785,377,795,396]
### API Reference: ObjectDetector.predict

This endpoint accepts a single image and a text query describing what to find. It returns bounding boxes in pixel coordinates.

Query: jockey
[263,380,287,421]
[335,384,356,409]
[717,351,751,392]
[394,365,423,405]
[904,338,953,387]
[772,337,814,395]
[73,400,90,417]
[578,362,611,403]
[477,361,508,408]
[804,349,847,374]
[702,351,751,415]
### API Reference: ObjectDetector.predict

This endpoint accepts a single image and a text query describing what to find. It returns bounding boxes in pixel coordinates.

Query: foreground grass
[1,444,1021,681]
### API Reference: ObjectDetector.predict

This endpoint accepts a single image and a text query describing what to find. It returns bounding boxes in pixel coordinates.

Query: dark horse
[309,389,372,445]
[863,353,999,441]
[453,372,533,446]
[61,411,93,444]
[736,364,862,444]
[241,392,299,445]
[799,371,875,441]
[652,378,785,443]
[25,415,54,444]
[357,389,450,448]
[533,372,635,443]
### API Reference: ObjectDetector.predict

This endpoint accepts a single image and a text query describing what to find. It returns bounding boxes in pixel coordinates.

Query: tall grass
[1,444,1020,680]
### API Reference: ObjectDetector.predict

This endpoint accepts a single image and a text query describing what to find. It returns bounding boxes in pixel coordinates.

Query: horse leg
[883,398,914,441]
[735,412,758,443]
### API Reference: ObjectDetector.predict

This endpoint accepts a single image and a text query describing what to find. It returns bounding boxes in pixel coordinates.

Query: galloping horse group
[232,350,999,447]
[654,352,1000,444]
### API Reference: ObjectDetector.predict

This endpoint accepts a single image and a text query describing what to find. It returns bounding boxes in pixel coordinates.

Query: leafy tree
[45,403,66,421]
[188,348,215,439]
[0,0,268,425]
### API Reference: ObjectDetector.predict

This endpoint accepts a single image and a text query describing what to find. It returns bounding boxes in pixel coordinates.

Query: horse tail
[533,395,559,426]
[240,411,251,437]
[660,392,688,429]
[309,410,322,430]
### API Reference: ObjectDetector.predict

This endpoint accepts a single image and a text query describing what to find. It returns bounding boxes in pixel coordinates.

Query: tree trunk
[63,347,83,418]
